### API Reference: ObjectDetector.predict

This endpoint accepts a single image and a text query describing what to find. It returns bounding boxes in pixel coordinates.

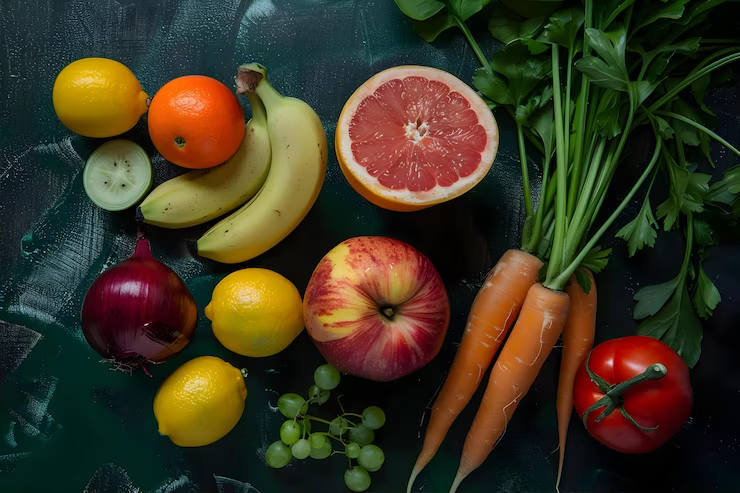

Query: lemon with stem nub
[153,356,247,447]
[205,268,305,357]
[52,57,149,138]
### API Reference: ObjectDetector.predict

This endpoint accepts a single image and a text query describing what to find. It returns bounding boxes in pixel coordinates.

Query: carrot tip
[407,469,421,493]
[449,473,466,493]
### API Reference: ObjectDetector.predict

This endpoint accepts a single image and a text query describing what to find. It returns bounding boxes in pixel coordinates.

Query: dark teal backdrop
[1,1,739,492]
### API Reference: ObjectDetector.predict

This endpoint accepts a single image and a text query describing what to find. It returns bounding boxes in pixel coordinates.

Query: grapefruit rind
[336,65,499,212]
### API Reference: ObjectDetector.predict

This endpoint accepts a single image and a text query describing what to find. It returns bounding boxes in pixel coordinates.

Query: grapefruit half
[336,65,499,212]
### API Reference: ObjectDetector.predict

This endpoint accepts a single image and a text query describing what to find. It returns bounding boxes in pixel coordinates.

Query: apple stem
[381,307,395,319]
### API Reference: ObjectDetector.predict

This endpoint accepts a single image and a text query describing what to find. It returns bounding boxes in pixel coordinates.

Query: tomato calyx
[582,351,668,432]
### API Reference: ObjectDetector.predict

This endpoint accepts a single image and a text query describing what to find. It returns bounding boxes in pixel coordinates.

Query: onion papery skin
[80,236,198,373]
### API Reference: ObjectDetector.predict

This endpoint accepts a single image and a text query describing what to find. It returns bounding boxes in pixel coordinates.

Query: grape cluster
[265,364,387,492]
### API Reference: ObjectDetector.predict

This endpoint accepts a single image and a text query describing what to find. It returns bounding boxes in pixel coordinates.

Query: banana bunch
[196,63,328,263]
[137,92,271,229]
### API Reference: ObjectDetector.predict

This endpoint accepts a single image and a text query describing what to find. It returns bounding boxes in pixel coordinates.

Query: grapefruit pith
[335,65,499,212]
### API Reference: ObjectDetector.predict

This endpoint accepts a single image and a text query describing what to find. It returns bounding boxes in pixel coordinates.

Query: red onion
[80,233,197,374]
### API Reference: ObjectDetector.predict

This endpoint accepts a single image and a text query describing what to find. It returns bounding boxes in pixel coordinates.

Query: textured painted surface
[0,1,739,492]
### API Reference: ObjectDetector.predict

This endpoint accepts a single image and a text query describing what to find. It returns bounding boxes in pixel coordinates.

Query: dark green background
[1,1,739,492]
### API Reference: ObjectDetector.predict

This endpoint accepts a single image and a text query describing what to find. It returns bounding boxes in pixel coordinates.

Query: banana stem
[245,92,267,124]
[236,63,284,108]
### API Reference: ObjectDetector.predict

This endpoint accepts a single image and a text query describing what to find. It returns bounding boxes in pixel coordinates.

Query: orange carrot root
[555,269,597,491]
[450,283,570,493]
[407,249,542,493]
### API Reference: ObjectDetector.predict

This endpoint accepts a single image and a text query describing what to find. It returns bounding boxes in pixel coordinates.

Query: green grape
[329,416,349,436]
[291,438,311,460]
[309,434,327,449]
[344,466,371,492]
[308,384,330,404]
[265,441,292,469]
[309,439,333,460]
[357,444,385,470]
[361,406,386,430]
[365,464,381,473]
[314,364,341,390]
[345,442,361,459]
[279,420,301,445]
[348,424,374,446]
[278,393,308,418]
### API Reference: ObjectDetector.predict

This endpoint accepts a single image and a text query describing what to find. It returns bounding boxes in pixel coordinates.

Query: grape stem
[337,394,347,414]
[343,413,363,420]
[312,431,344,443]
[304,415,334,425]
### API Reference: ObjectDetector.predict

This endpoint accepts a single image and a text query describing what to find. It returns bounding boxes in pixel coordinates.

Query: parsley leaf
[575,267,593,294]
[394,0,492,42]
[634,275,680,320]
[539,7,585,51]
[472,41,552,120]
[488,10,546,44]
[616,193,659,257]
[581,246,612,274]
[633,0,693,33]
[656,151,689,231]
[394,0,445,20]
[706,165,740,206]
[574,27,630,92]
[692,262,721,319]
[411,14,457,42]
[449,0,484,20]
[655,116,675,140]
[693,217,715,246]
[593,89,625,138]
[638,281,702,368]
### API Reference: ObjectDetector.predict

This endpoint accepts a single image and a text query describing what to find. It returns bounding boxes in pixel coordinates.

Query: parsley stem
[452,13,490,72]
[516,122,533,218]
[585,105,636,233]
[539,212,557,259]
[563,49,574,182]
[547,137,663,292]
[527,152,552,253]
[567,72,591,219]
[546,46,568,285]
[564,138,606,262]
[680,213,694,285]
[656,111,740,158]
[637,52,740,128]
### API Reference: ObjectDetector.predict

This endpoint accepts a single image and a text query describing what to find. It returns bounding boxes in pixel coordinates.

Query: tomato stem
[582,351,668,431]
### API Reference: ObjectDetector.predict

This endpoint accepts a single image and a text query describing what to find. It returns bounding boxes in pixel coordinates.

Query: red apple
[303,236,450,382]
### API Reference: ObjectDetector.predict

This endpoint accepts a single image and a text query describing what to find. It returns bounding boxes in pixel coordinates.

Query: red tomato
[573,335,693,454]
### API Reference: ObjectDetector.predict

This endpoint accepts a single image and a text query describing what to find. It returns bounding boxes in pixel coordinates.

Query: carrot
[555,269,597,491]
[449,283,570,493]
[406,249,542,493]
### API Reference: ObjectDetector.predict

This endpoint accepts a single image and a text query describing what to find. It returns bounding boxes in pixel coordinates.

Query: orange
[147,75,246,169]
[335,65,499,212]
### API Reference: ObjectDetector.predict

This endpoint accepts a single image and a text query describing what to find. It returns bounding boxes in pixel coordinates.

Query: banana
[136,92,271,229]
[196,63,328,264]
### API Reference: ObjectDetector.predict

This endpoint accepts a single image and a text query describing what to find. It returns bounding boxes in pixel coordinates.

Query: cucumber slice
[83,139,152,211]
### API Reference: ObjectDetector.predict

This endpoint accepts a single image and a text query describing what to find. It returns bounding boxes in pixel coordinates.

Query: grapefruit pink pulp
[336,65,499,212]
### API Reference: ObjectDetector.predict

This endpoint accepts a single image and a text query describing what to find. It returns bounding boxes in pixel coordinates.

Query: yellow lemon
[52,57,149,138]
[205,268,304,358]
[153,356,247,447]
